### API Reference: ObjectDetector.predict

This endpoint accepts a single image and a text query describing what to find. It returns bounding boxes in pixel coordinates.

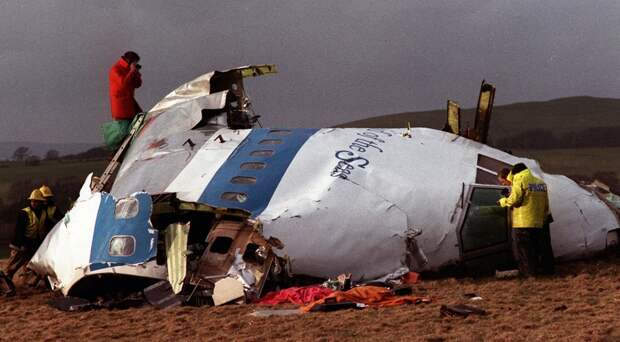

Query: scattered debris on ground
[2,253,620,340]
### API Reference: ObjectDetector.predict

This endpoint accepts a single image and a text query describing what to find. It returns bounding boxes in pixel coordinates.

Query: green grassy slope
[338,96,620,149]
[339,96,620,191]
[514,147,620,176]
[0,160,106,197]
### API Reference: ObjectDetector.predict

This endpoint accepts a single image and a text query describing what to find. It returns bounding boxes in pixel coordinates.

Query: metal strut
[93,114,145,192]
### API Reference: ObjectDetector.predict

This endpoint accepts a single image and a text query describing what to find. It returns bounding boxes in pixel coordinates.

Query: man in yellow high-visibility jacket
[39,185,64,232]
[499,163,553,276]
[0,189,47,296]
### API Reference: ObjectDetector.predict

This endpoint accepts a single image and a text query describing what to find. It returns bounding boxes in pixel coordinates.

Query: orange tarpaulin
[301,286,430,312]
[258,286,334,305]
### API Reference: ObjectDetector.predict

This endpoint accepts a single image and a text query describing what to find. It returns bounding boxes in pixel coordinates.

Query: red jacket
[109,58,142,120]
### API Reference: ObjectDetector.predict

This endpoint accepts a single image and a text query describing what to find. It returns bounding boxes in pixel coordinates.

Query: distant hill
[338,96,620,149]
[0,141,100,161]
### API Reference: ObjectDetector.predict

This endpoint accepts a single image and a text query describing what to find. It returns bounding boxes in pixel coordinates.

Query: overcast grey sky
[1,0,619,143]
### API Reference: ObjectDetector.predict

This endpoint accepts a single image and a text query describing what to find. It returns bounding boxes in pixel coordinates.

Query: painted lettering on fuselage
[330,129,393,179]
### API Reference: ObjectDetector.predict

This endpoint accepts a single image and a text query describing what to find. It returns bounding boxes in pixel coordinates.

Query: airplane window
[221,192,248,203]
[259,139,283,145]
[109,235,136,256]
[460,187,508,252]
[115,197,139,219]
[250,150,274,157]
[230,176,257,185]
[210,236,233,254]
[240,162,266,170]
[269,129,291,136]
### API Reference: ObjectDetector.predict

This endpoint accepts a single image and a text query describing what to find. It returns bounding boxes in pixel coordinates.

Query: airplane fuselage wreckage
[30,65,620,306]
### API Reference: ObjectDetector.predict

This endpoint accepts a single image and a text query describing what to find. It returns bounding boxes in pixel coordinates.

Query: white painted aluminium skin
[30,174,100,294]
[165,128,251,202]
[258,128,619,279]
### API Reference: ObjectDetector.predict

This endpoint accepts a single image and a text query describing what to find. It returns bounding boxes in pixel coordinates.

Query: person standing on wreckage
[498,163,554,276]
[103,51,143,150]
[109,51,142,120]
[0,190,47,296]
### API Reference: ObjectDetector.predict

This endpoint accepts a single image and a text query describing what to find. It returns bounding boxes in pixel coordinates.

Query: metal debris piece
[444,100,461,135]
[227,248,257,287]
[401,121,412,138]
[495,269,520,279]
[440,304,487,317]
[309,301,366,312]
[249,309,302,317]
[48,296,98,312]
[212,277,245,306]
[323,273,352,291]
[472,80,495,143]
[195,219,279,301]
[143,280,184,309]
[166,222,191,294]
[463,293,483,301]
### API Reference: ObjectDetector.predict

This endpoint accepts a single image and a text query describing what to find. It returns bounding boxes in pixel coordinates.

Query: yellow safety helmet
[39,185,54,198]
[28,189,45,201]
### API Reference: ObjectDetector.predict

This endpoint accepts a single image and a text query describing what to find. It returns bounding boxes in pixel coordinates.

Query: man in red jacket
[109,51,143,120]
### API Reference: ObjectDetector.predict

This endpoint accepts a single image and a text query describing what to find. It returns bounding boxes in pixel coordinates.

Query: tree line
[9,146,108,165]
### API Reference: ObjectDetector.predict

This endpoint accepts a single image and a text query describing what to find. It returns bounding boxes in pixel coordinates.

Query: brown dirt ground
[1,253,619,342]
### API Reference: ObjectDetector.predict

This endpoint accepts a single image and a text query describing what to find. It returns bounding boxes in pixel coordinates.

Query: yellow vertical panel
[447,100,461,135]
[166,222,190,294]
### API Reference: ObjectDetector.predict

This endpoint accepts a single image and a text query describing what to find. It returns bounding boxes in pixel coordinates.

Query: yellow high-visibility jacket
[499,169,549,228]
[22,207,47,239]
[47,206,56,219]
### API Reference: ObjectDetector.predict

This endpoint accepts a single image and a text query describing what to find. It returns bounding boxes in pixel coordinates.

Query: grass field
[513,147,620,189]
[0,159,107,198]
[340,96,620,138]
[2,253,619,340]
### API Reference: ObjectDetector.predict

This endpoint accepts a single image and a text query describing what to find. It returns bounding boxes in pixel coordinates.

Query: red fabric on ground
[401,272,420,284]
[258,286,335,305]
[301,286,430,312]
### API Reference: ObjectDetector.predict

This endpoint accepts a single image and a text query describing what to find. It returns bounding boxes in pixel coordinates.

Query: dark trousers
[539,222,555,275]
[511,228,542,277]
[3,248,35,280]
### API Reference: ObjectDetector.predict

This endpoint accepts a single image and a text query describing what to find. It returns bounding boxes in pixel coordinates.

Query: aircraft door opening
[458,184,516,273]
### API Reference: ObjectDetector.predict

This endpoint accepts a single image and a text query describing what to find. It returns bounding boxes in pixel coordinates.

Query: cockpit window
[475,154,513,185]
[115,198,139,219]
[477,154,512,173]
[109,235,136,256]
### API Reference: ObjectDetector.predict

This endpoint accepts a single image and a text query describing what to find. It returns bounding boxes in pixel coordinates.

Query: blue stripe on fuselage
[89,192,157,271]
[198,128,318,217]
